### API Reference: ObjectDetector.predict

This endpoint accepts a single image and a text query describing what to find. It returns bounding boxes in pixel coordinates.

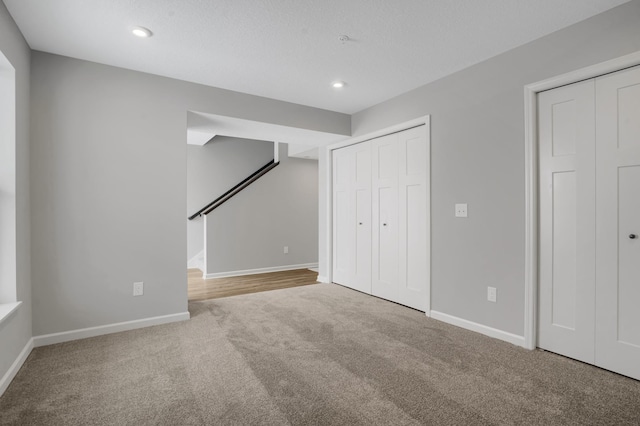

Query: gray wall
[30,52,349,336]
[187,137,273,260]
[0,2,31,383]
[206,144,318,273]
[348,0,640,336]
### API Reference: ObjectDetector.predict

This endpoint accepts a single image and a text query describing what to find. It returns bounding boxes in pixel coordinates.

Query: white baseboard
[317,275,330,283]
[429,310,525,348]
[187,249,205,270]
[33,312,191,347]
[0,337,33,397]
[205,263,319,279]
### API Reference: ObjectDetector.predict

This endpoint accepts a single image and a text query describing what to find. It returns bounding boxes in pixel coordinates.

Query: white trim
[525,51,640,95]
[327,116,429,151]
[202,215,208,277]
[322,145,333,284]
[0,49,17,305]
[424,118,432,313]
[430,310,525,347]
[33,312,190,347]
[323,115,431,308]
[317,275,330,283]
[0,337,33,397]
[0,301,21,326]
[523,50,640,351]
[204,263,319,279]
[523,84,538,351]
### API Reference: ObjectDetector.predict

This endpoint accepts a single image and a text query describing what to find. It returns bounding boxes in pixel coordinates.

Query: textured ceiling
[3,0,630,114]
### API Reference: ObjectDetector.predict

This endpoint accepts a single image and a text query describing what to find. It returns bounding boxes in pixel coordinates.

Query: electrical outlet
[284,246,289,254]
[455,203,468,218]
[133,281,144,296]
[487,286,497,302]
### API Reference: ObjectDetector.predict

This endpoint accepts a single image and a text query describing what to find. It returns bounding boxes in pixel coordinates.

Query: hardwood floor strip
[188,268,318,301]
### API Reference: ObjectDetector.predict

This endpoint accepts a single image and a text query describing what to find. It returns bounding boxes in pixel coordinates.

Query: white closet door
[396,126,429,311]
[332,123,430,311]
[538,79,596,364]
[353,143,372,293]
[332,142,372,293]
[332,146,354,287]
[595,65,640,380]
[372,133,399,302]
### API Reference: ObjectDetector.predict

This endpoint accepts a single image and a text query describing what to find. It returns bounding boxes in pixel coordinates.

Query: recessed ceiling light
[332,81,345,89]
[132,27,152,38]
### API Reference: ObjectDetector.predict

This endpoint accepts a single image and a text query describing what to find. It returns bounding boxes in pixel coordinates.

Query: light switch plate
[488,286,497,302]
[455,203,468,218]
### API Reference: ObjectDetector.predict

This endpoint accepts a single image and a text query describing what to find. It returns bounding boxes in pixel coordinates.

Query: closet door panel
[353,144,372,293]
[616,166,640,348]
[372,134,399,301]
[333,190,349,282]
[595,65,640,380]
[332,146,355,287]
[397,126,428,311]
[538,79,596,364]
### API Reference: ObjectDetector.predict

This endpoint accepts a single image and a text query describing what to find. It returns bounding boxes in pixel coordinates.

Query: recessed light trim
[332,81,345,89]
[132,27,153,38]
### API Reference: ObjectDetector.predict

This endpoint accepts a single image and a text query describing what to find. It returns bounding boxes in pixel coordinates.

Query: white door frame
[523,51,640,350]
[323,115,431,313]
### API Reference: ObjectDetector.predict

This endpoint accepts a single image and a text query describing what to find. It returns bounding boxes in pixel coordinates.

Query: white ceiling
[4,0,629,114]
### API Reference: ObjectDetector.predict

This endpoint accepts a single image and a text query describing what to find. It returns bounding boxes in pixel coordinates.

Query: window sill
[0,301,22,327]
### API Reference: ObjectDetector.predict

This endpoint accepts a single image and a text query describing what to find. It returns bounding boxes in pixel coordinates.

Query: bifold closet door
[332,145,351,286]
[371,126,428,311]
[333,125,428,312]
[538,64,640,380]
[371,133,399,302]
[538,79,596,365]
[332,142,371,293]
[353,143,372,294]
[396,125,429,311]
[594,65,640,380]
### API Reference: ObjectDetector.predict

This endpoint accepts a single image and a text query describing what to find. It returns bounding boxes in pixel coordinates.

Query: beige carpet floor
[1,283,640,425]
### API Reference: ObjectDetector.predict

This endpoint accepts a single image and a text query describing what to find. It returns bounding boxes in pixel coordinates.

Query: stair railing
[188,159,280,220]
